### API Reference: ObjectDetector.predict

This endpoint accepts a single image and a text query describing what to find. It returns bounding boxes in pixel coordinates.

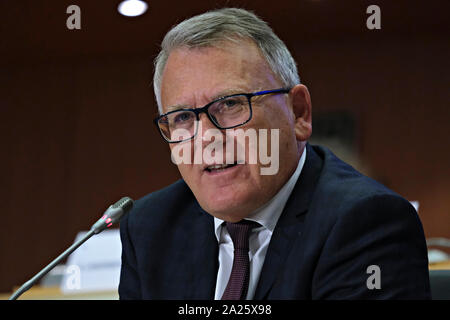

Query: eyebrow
[166,104,190,113]
[210,87,249,100]
[164,87,251,113]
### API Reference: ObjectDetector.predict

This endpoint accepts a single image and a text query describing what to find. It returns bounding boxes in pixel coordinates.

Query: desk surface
[429,260,450,270]
[2,261,449,300]
[0,286,118,300]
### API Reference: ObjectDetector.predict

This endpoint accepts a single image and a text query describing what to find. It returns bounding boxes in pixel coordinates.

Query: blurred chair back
[429,270,450,300]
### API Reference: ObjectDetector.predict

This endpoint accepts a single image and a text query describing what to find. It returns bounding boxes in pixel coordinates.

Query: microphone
[9,196,134,300]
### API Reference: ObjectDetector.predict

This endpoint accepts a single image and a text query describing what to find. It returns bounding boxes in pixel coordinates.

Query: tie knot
[225,220,259,250]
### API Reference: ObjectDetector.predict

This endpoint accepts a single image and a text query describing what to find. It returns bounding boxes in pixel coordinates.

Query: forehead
[160,40,281,110]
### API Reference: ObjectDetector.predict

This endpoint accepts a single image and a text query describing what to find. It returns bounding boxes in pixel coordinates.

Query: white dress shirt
[213,148,307,300]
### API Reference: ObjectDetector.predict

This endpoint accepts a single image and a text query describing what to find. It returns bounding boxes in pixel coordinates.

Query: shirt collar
[214,148,307,241]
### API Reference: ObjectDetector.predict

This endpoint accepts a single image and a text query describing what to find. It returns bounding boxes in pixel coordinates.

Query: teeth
[206,163,235,171]
[208,164,228,170]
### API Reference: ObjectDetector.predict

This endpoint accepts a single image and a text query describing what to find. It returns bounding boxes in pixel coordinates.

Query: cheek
[178,163,195,176]
[253,110,296,154]
[253,98,295,131]
[178,165,208,202]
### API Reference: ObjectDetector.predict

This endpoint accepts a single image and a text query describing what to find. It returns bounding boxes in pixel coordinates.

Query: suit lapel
[183,205,218,299]
[253,144,323,299]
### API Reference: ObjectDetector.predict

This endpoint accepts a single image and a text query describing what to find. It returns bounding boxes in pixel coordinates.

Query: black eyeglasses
[154,88,291,143]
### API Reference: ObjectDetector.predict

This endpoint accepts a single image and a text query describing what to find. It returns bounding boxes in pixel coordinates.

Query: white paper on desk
[61,229,121,294]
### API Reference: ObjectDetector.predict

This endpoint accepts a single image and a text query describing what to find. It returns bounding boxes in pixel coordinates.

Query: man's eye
[173,112,194,123]
[224,99,238,107]
[222,97,245,108]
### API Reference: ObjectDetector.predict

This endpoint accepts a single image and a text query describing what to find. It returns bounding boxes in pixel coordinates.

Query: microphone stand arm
[9,229,96,300]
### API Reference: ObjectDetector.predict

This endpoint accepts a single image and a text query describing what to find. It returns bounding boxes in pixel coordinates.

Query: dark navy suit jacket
[119,144,431,299]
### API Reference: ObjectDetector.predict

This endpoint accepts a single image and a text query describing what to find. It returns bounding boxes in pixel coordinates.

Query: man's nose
[193,113,226,163]
[197,113,222,142]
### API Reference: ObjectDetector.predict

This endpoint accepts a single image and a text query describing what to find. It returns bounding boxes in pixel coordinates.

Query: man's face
[160,40,307,222]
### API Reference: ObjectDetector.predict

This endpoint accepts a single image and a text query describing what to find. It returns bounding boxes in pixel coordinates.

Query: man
[119,8,431,299]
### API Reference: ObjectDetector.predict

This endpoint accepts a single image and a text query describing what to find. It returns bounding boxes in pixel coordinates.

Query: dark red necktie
[221,220,259,300]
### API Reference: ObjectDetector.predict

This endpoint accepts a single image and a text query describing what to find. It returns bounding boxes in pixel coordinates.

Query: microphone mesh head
[112,196,134,212]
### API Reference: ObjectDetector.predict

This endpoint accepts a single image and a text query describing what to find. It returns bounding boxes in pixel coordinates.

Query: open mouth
[204,162,239,173]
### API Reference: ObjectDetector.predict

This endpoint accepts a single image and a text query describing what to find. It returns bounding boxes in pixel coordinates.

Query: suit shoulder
[311,145,413,218]
[123,179,195,230]
[134,179,191,208]
[314,145,399,195]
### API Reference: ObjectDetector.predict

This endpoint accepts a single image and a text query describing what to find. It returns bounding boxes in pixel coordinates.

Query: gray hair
[153,8,300,114]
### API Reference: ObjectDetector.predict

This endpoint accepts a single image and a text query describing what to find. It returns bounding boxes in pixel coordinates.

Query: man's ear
[290,84,312,142]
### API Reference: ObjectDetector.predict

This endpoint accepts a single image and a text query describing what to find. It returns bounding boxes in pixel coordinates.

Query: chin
[197,190,257,220]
